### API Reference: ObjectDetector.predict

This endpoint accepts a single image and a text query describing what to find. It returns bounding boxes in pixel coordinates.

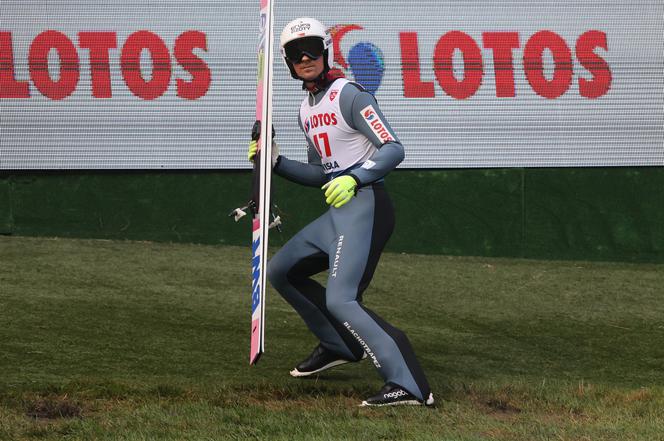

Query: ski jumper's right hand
[248,140,258,162]
[248,121,279,167]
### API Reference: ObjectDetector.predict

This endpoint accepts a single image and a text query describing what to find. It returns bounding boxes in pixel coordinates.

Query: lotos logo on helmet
[291,23,311,34]
[330,24,384,95]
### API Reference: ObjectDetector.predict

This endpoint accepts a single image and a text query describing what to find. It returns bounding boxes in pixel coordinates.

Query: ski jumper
[267,78,431,401]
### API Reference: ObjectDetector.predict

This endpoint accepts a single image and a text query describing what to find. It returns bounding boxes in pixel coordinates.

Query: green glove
[248,140,258,162]
[248,139,279,167]
[322,175,358,208]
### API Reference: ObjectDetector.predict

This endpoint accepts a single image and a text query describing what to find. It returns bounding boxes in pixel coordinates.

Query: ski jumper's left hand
[322,175,358,208]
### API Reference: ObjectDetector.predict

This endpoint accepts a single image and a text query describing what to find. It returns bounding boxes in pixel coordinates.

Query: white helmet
[280,17,334,79]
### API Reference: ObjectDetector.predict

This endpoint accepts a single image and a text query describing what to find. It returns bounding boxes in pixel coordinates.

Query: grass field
[0,235,663,441]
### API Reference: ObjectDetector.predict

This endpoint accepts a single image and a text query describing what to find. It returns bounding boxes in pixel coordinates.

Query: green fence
[1,167,662,262]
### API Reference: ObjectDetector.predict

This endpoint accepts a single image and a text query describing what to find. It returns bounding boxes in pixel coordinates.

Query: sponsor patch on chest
[303,112,338,134]
[360,105,395,143]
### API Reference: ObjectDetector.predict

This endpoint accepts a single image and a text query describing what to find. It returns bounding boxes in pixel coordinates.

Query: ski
[250,0,275,365]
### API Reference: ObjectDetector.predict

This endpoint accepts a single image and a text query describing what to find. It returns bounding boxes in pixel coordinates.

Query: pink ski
[250,0,275,365]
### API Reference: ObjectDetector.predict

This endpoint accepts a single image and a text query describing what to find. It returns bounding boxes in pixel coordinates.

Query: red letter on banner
[399,32,434,98]
[29,31,80,100]
[121,31,171,100]
[433,31,483,99]
[174,31,211,100]
[523,31,573,99]
[576,30,612,99]
[79,32,117,98]
[0,32,30,98]
[482,32,520,98]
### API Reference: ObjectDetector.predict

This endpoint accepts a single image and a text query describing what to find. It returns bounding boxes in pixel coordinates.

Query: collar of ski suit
[302,70,345,94]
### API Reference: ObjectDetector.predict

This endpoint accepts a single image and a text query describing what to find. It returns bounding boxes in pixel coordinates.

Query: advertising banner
[1,0,662,169]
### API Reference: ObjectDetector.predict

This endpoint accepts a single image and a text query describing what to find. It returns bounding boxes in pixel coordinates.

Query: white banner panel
[0,0,662,169]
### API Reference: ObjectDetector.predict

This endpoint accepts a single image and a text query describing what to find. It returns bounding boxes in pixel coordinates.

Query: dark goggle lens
[284,38,325,62]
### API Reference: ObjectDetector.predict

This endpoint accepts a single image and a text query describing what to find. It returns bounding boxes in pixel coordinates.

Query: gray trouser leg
[268,183,431,400]
[324,184,431,400]
[267,213,364,360]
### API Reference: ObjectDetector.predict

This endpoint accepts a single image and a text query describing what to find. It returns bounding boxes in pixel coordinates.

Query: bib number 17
[313,132,332,158]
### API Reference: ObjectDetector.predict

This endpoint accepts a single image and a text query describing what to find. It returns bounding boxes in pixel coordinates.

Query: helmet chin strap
[301,69,345,93]
[301,71,328,93]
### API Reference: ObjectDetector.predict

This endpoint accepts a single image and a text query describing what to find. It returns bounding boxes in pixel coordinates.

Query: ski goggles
[283,37,325,63]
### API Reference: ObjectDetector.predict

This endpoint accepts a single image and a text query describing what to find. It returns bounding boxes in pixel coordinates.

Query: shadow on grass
[24,394,83,420]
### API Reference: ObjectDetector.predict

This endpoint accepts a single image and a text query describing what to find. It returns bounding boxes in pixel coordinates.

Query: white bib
[300,79,377,175]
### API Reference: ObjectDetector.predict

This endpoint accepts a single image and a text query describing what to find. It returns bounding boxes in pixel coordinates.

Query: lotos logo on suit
[361,105,395,143]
